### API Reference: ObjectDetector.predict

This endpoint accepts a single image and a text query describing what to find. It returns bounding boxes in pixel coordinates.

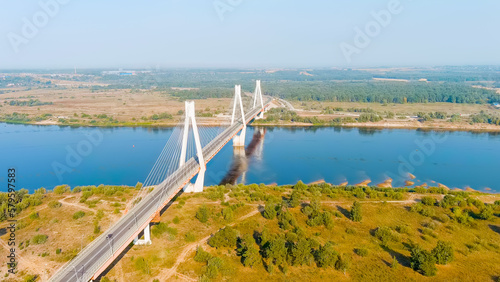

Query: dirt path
[59,196,95,212]
[153,206,263,281]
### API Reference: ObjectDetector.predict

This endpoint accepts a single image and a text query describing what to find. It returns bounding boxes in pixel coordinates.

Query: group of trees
[416,111,447,122]
[266,81,499,105]
[201,224,352,275]
[409,241,454,276]
[192,181,500,280]
[259,108,322,124]
[470,111,500,125]
[7,99,53,107]
[413,194,498,226]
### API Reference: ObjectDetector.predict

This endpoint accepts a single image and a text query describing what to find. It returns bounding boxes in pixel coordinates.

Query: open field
[0,185,141,281]
[1,72,500,131]
[0,87,236,126]
[2,184,499,281]
[291,101,498,116]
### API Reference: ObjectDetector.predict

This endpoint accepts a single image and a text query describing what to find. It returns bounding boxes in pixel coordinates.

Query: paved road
[50,101,271,282]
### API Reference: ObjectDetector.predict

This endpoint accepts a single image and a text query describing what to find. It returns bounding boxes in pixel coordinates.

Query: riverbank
[1,183,499,281]
[3,118,500,133]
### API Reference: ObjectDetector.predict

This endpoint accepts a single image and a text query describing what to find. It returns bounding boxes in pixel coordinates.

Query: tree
[196,205,210,223]
[260,227,272,246]
[242,246,260,268]
[350,201,362,222]
[194,246,212,262]
[263,200,277,220]
[293,180,308,191]
[265,238,287,266]
[221,207,234,222]
[208,226,238,248]
[205,257,224,279]
[278,210,297,230]
[315,242,338,268]
[291,239,314,266]
[289,190,301,208]
[374,226,398,247]
[335,253,351,275]
[478,206,494,220]
[432,241,454,265]
[409,244,437,276]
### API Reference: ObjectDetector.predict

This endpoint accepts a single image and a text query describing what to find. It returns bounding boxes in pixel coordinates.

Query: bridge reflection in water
[220,127,266,186]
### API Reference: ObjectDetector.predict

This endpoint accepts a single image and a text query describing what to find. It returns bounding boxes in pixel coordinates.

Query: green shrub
[432,241,454,265]
[32,234,48,245]
[54,185,70,194]
[374,226,399,246]
[421,196,437,206]
[134,256,151,274]
[23,274,37,282]
[185,232,196,242]
[72,211,85,220]
[173,216,180,224]
[48,201,62,208]
[335,253,351,274]
[194,246,212,262]
[409,244,437,276]
[354,248,368,257]
[350,201,362,222]
[151,222,168,238]
[196,205,210,223]
[395,224,410,234]
[29,212,40,220]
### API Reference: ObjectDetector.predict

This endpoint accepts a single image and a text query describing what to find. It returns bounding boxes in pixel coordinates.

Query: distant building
[102,69,151,76]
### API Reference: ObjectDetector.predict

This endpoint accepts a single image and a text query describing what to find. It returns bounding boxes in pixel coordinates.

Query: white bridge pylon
[180,101,206,193]
[232,85,246,147]
[253,80,265,119]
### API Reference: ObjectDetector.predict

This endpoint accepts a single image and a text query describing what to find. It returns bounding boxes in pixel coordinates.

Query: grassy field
[3,183,498,281]
[2,77,500,131]
[0,86,239,126]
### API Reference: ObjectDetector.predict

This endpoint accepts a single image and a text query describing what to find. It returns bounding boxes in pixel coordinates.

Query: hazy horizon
[1,0,500,69]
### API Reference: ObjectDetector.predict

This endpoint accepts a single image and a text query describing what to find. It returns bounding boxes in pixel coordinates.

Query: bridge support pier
[133,223,152,245]
[183,167,205,193]
[233,126,246,147]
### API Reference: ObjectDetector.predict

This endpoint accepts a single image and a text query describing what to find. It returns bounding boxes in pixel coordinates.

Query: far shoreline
[3,120,500,133]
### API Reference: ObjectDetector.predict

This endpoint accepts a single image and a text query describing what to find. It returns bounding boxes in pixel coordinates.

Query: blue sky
[1,0,499,69]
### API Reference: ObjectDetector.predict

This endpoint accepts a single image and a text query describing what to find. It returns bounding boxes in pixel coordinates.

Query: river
[1,123,499,193]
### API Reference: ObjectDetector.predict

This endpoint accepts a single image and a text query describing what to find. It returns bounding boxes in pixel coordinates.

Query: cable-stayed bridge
[50,81,272,282]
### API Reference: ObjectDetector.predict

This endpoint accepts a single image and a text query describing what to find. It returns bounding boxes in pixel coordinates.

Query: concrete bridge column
[134,223,152,245]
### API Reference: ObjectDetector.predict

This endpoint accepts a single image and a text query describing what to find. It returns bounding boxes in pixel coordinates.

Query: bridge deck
[49,101,271,282]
